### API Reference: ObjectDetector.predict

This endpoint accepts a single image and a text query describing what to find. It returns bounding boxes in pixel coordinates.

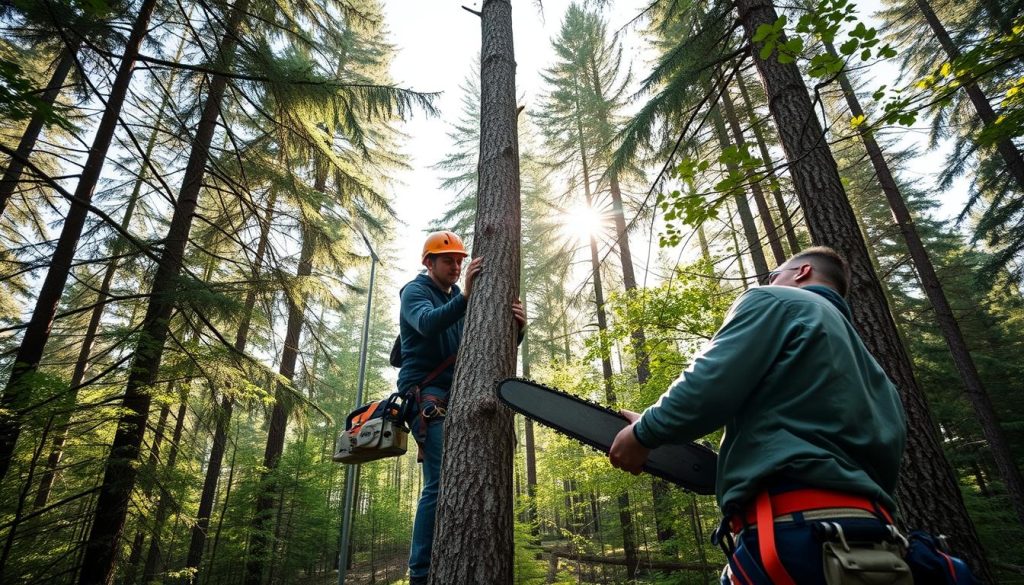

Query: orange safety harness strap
[756,491,797,585]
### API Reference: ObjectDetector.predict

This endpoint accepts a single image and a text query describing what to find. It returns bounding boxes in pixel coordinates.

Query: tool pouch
[822,542,913,585]
[905,531,978,584]
[333,393,409,464]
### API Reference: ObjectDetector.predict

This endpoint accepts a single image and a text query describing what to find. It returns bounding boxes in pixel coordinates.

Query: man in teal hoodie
[610,247,907,584]
[400,231,525,585]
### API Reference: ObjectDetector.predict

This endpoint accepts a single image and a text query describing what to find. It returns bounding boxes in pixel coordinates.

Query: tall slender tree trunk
[186,191,277,580]
[0,47,77,217]
[829,40,1024,528]
[578,144,640,578]
[725,202,750,289]
[914,0,1024,191]
[141,402,188,584]
[710,105,770,282]
[719,86,786,265]
[244,195,318,585]
[429,1,520,582]
[207,425,239,584]
[123,400,173,583]
[0,0,158,484]
[520,293,539,535]
[77,3,248,582]
[585,47,677,548]
[735,0,994,578]
[736,70,800,255]
[33,60,182,507]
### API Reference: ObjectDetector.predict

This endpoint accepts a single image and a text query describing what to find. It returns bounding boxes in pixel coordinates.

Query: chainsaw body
[333,394,409,464]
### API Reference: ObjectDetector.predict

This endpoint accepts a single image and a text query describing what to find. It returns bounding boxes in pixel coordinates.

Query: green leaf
[753,23,774,42]
[760,41,775,60]
[840,39,859,55]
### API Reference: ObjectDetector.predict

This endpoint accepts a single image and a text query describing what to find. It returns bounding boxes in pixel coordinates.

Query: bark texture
[735,0,993,578]
[429,1,520,582]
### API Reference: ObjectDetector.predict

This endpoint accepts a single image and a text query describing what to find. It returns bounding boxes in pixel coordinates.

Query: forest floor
[295,553,410,585]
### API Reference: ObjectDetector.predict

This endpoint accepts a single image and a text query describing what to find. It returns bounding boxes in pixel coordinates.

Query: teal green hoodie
[634,285,907,513]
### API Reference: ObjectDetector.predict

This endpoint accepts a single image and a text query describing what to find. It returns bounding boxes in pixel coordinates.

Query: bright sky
[380,0,647,282]
[377,0,969,288]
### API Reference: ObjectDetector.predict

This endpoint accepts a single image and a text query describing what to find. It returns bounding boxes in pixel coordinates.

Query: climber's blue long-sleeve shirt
[397,273,467,395]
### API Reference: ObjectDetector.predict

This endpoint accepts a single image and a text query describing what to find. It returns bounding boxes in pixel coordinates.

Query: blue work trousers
[408,415,444,580]
[721,517,894,584]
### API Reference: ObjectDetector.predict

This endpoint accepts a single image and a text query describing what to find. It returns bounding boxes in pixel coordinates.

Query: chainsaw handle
[345,393,407,430]
[345,403,373,430]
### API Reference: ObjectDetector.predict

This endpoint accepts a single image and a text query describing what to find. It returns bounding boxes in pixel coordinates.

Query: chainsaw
[498,378,718,495]
[333,393,410,464]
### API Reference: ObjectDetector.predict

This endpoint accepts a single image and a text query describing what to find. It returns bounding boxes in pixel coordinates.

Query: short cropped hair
[789,246,851,297]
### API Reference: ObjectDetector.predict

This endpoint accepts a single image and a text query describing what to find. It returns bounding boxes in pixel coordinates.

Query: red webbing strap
[745,489,894,526]
[756,491,797,585]
[412,354,459,447]
[420,354,457,389]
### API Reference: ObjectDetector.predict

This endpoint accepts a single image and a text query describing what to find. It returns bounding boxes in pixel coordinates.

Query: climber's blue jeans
[408,418,444,580]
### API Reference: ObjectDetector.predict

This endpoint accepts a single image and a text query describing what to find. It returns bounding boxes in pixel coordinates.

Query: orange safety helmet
[421,231,469,262]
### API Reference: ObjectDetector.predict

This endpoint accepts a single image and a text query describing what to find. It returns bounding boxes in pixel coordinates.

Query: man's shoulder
[746,285,830,305]
[401,275,433,297]
[732,286,835,319]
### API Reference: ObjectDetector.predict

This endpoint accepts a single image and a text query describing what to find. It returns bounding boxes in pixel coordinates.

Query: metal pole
[338,241,377,585]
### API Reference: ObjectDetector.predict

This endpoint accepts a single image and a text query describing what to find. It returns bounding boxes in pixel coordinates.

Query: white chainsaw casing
[332,418,409,464]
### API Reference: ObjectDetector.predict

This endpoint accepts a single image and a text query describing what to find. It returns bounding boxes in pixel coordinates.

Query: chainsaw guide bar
[498,378,717,495]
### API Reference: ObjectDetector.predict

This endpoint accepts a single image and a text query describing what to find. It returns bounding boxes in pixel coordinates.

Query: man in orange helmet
[398,231,525,585]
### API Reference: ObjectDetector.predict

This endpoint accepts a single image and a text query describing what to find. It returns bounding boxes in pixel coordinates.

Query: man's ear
[794,263,813,282]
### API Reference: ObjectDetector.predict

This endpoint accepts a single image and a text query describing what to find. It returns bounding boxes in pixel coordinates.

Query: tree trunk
[735,0,994,578]
[915,0,1024,192]
[123,401,172,583]
[428,2,520,582]
[0,0,158,485]
[520,294,538,534]
[33,62,180,507]
[736,70,800,255]
[0,46,76,217]
[710,105,770,282]
[186,190,277,580]
[207,426,239,580]
[573,89,641,578]
[719,85,786,265]
[828,39,1024,529]
[726,202,750,289]
[141,402,188,584]
[76,2,247,582]
[244,188,318,585]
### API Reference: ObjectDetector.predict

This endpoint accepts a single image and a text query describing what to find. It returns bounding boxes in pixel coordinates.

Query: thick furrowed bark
[429,1,520,582]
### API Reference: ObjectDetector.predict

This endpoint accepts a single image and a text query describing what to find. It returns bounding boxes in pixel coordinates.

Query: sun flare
[560,204,607,243]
